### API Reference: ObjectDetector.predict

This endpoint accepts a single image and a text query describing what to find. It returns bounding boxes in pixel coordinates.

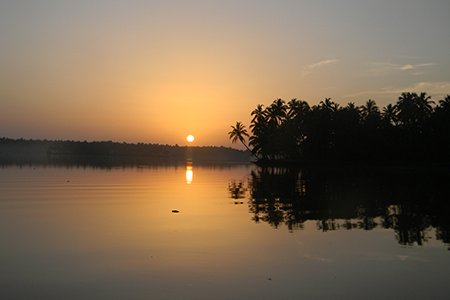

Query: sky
[1,0,449,149]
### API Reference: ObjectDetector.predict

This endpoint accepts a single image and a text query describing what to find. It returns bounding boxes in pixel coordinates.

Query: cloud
[345,81,450,99]
[301,59,338,77]
[400,63,434,71]
[368,62,434,75]
[400,64,414,70]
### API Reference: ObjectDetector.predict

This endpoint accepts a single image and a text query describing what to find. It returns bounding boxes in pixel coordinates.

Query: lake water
[1,162,449,299]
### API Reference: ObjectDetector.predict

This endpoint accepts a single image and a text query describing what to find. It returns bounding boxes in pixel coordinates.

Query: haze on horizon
[1,0,449,149]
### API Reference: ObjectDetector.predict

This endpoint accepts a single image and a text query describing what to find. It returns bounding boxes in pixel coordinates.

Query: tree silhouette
[382,103,398,126]
[238,91,449,164]
[249,115,270,159]
[397,92,434,129]
[432,94,450,161]
[319,97,337,111]
[228,121,257,158]
[251,104,266,123]
[267,98,287,127]
[417,92,435,116]
[438,94,450,110]
[361,99,379,119]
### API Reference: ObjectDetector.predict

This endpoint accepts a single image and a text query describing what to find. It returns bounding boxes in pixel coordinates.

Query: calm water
[1,163,449,300]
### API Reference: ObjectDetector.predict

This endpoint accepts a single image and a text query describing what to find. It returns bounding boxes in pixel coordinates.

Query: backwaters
[1,162,450,299]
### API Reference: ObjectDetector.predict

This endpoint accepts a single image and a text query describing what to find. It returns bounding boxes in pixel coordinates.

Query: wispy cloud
[345,81,450,98]
[301,59,338,77]
[368,62,434,75]
[400,63,434,70]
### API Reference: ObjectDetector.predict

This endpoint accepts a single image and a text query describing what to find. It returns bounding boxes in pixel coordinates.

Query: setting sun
[187,135,195,143]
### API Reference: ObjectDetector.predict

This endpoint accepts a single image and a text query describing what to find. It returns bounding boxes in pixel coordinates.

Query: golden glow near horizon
[1,1,449,147]
[187,135,195,143]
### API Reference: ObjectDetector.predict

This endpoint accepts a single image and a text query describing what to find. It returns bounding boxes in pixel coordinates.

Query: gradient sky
[1,0,449,148]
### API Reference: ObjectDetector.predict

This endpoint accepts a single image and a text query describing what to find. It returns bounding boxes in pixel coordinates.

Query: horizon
[1,1,449,150]
[0,136,248,151]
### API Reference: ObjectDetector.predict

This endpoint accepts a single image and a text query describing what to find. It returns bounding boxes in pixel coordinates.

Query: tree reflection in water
[228,180,246,199]
[230,165,450,249]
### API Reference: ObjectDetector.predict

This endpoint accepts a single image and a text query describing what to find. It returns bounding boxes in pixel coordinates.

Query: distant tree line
[0,138,251,165]
[230,92,450,164]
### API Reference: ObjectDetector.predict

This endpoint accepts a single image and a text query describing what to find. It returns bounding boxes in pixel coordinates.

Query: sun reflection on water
[186,166,193,184]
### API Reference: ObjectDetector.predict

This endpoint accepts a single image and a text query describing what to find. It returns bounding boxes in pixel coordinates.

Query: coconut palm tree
[417,92,435,117]
[229,121,257,158]
[249,112,269,159]
[433,95,450,160]
[251,104,266,123]
[396,92,416,127]
[267,98,287,127]
[286,98,310,120]
[382,104,397,126]
[361,99,380,118]
[438,95,450,111]
[286,98,300,120]
[397,92,434,128]
[319,97,334,109]
[346,102,357,110]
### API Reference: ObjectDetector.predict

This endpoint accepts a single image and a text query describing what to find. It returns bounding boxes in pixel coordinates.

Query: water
[1,163,449,299]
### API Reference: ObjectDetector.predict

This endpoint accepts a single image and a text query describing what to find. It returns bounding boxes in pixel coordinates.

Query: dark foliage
[236,92,450,164]
[0,138,251,166]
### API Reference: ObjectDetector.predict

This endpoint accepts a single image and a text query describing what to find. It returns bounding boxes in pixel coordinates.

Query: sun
[186,135,195,143]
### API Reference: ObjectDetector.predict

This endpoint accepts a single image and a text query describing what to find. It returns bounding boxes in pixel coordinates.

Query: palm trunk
[242,142,259,159]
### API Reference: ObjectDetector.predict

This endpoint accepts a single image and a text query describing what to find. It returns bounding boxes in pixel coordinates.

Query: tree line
[0,138,251,165]
[229,92,450,164]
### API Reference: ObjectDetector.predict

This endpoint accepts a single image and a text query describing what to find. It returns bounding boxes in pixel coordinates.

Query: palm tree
[416,92,435,117]
[251,104,266,123]
[434,95,450,160]
[250,107,272,159]
[382,104,398,126]
[397,92,416,127]
[361,99,379,118]
[286,98,300,120]
[267,98,287,127]
[397,92,434,128]
[287,98,310,120]
[229,121,257,158]
[438,95,450,111]
[319,97,333,108]
[346,102,359,111]
[319,97,339,112]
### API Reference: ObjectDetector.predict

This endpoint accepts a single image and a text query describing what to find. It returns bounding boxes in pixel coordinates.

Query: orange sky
[1,1,449,149]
